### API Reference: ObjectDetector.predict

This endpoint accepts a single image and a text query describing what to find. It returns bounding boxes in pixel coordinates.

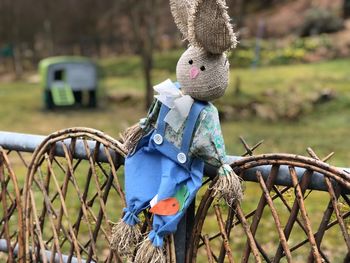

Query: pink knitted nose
[189,67,200,79]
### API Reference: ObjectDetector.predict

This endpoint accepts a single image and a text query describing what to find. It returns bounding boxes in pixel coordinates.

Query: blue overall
[123,100,207,247]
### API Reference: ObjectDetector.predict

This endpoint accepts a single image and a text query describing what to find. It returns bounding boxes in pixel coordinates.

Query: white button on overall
[153,134,163,145]
[177,152,187,164]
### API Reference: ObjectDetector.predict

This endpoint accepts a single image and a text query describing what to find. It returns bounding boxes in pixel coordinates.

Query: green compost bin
[39,56,98,109]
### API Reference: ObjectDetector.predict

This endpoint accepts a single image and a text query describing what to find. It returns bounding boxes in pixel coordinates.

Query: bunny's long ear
[188,0,237,54]
[170,0,192,39]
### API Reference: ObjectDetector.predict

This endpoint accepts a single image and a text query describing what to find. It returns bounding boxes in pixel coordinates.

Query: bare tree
[115,0,164,109]
[229,0,246,28]
[344,0,350,18]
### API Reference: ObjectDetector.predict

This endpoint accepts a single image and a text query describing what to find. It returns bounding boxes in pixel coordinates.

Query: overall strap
[156,103,170,136]
[180,101,207,154]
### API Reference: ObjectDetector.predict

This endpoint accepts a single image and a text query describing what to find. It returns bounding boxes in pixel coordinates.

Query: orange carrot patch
[149,198,180,216]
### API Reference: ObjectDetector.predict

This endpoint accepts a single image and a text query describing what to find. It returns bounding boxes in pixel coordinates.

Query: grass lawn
[1,55,350,166]
[1,54,350,261]
[101,56,350,169]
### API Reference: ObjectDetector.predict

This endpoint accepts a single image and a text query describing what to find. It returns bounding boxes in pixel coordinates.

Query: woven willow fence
[0,128,349,263]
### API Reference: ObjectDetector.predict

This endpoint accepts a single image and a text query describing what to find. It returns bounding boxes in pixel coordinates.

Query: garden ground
[1,56,350,166]
[1,54,350,262]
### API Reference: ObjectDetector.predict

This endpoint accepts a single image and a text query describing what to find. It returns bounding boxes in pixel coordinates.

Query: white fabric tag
[153,79,194,132]
[154,79,180,96]
[164,109,183,132]
[150,194,159,208]
[155,94,175,108]
[173,95,194,117]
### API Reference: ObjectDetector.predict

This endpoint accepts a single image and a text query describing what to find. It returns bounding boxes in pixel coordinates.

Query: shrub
[299,8,344,37]
[228,35,333,68]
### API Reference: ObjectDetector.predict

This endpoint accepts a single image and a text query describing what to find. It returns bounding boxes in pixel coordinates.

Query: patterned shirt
[142,99,229,168]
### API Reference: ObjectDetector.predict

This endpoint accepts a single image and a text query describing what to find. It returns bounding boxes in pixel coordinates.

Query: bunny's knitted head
[171,0,237,101]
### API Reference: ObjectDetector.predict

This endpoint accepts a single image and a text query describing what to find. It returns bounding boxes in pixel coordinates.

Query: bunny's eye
[200,66,206,71]
[189,60,193,65]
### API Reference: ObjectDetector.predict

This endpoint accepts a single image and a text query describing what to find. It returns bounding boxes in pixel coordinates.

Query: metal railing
[1,131,348,192]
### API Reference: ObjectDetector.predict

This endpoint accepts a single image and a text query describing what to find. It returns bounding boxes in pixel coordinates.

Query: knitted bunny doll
[111,0,242,262]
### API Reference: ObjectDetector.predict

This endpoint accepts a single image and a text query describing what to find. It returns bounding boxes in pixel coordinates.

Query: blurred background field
[1,1,350,168]
[1,54,350,166]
